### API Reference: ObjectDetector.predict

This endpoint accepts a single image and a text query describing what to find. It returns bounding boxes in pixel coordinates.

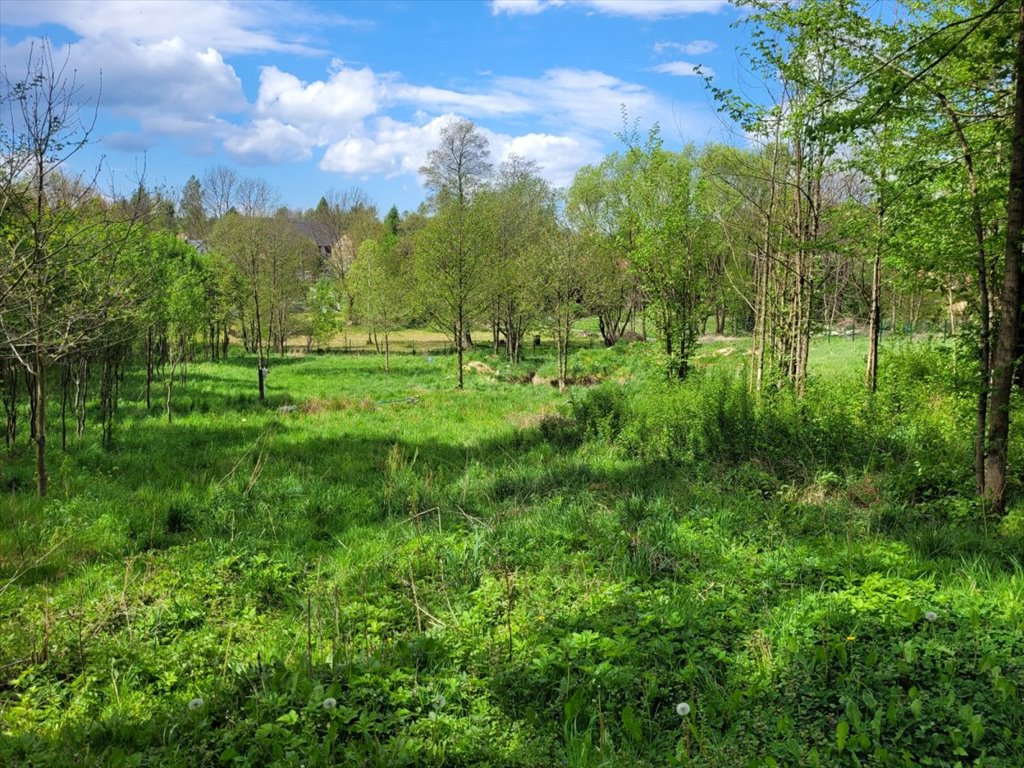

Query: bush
[553,351,976,509]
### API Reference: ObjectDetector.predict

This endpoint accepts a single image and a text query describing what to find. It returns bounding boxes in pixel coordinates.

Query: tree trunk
[456,318,464,390]
[34,353,47,497]
[254,288,266,402]
[60,365,69,451]
[940,91,992,495]
[3,358,17,448]
[866,250,882,393]
[984,2,1024,514]
[147,331,154,415]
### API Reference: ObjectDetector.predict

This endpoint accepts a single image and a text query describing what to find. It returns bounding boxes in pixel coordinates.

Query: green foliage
[304,278,343,350]
[1,338,1021,767]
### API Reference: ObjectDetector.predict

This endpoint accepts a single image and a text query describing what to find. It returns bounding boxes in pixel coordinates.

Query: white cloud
[259,64,674,168]
[492,0,728,19]
[255,66,381,143]
[494,69,660,133]
[321,113,599,190]
[224,118,313,164]
[582,1,728,18]
[652,61,714,78]
[654,39,717,56]
[491,0,553,15]
[385,82,533,117]
[1,0,342,55]
[320,115,453,176]
[0,1,310,153]
[492,132,602,188]
[0,34,247,144]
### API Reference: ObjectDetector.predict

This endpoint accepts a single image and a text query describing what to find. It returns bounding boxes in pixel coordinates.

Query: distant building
[291,220,354,274]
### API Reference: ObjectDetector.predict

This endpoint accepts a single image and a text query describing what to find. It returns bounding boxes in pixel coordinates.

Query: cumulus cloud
[0,2,317,157]
[652,61,714,78]
[0,35,246,119]
[320,115,451,176]
[654,40,717,56]
[492,0,729,19]
[255,65,381,143]
[3,0,721,187]
[224,118,313,164]
[491,132,602,188]
[321,113,599,190]
[1,0,344,55]
[252,64,674,174]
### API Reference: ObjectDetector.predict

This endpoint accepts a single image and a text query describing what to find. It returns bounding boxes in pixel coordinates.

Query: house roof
[291,219,336,248]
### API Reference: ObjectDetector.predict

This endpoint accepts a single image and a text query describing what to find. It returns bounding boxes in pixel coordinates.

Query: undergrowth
[1,339,1021,766]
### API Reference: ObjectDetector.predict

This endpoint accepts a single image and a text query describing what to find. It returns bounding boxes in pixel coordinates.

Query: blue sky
[1,0,750,215]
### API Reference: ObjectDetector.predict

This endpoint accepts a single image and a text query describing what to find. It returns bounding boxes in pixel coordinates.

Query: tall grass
[1,338,1021,766]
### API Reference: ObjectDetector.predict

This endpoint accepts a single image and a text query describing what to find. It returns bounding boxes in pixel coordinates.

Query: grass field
[1,335,1021,766]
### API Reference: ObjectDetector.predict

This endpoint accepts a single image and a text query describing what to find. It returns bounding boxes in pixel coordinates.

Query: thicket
[559,342,995,509]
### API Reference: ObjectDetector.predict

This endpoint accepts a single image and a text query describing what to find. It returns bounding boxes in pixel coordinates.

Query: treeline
[4,0,1024,514]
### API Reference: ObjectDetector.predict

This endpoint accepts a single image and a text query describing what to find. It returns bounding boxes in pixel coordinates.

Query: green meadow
[1,335,1022,766]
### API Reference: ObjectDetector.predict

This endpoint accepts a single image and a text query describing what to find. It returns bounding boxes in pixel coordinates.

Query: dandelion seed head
[322,697,337,710]
[188,697,204,710]
[676,701,691,717]
[925,611,937,622]
[433,694,446,710]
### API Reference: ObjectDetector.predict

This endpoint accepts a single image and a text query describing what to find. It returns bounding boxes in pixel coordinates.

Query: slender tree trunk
[34,353,47,497]
[456,316,464,390]
[866,253,882,392]
[60,365,69,451]
[3,358,17,448]
[984,2,1024,514]
[27,368,36,444]
[145,327,153,410]
[867,190,884,394]
[941,92,992,495]
[557,314,568,392]
[73,360,84,438]
[254,288,266,402]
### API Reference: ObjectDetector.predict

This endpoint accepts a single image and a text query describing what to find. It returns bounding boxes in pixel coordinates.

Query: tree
[304,277,342,352]
[415,201,490,388]
[477,156,556,363]
[180,175,207,240]
[543,226,588,391]
[416,119,493,388]
[209,178,279,401]
[202,165,238,221]
[1,40,149,496]
[163,247,210,422]
[565,159,638,347]
[421,118,492,207]
[624,131,712,379]
[986,0,1024,514]
[709,0,854,395]
[384,205,401,236]
[350,236,414,371]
